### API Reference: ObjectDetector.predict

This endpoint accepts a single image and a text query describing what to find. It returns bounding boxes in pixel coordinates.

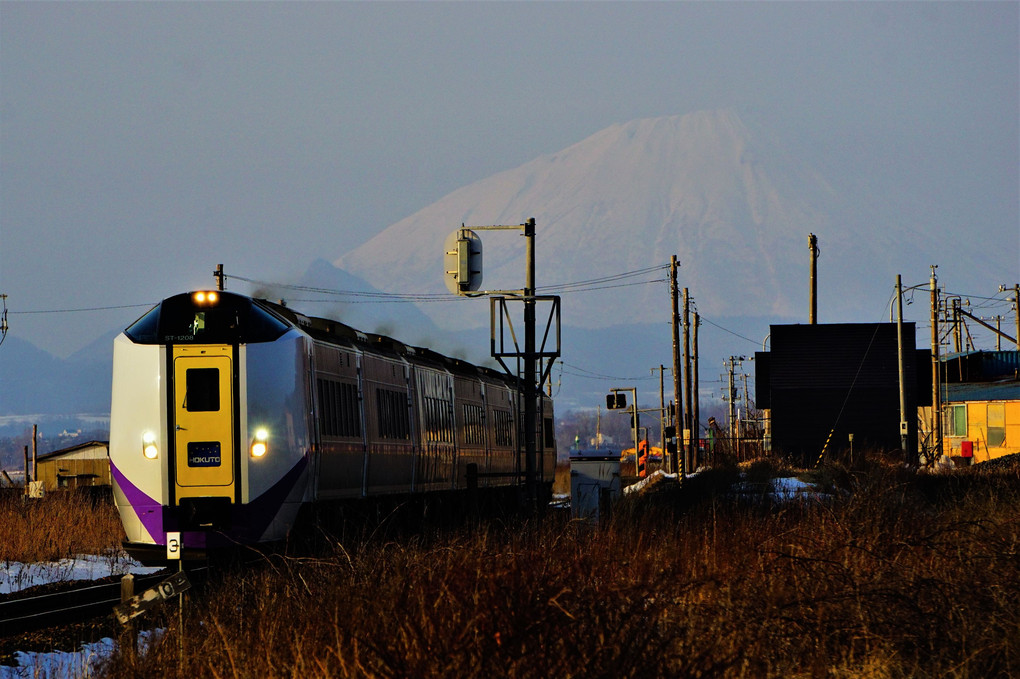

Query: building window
[988,403,1006,448]
[377,389,411,440]
[947,404,967,437]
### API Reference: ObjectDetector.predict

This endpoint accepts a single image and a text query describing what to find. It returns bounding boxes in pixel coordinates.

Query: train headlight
[142,431,159,460]
[250,428,269,458]
[193,291,220,306]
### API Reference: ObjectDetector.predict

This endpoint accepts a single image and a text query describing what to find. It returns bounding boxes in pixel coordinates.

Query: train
[109,290,556,562]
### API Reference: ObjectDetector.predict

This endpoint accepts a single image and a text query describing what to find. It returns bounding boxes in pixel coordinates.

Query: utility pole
[930,266,941,461]
[895,275,910,456]
[692,312,700,466]
[1014,284,1020,350]
[725,357,743,451]
[808,234,819,324]
[670,256,683,477]
[214,264,225,291]
[682,288,693,472]
[0,294,8,347]
[32,424,38,490]
[523,218,538,510]
[1002,284,1020,350]
[655,365,666,466]
[952,298,963,354]
[740,372,752,457]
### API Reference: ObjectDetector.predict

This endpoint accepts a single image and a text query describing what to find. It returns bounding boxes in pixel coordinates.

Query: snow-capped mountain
[335,109,937,330]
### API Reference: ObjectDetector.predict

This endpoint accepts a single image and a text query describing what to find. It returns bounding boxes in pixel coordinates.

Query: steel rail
[0,571,171,638]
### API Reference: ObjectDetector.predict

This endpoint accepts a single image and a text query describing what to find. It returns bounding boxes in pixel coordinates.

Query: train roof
[123,291,516,385]
[256,297,515,384]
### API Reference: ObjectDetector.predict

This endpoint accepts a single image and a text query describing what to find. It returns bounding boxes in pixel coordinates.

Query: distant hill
[0,334,111,417]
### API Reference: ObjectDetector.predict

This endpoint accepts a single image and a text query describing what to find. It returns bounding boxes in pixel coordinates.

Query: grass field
[91,454,1020,678]
[0,489,124,564]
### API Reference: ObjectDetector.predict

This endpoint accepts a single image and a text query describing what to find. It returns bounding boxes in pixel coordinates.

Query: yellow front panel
[173,346,235,499]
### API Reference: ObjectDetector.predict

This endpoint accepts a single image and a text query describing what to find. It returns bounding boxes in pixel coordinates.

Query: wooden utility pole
[670,256,684,479]
[952,299,963,354]
[895,275,910,456]
[726,357,740,448]
[692,312,700,466]
[930,267,941,460]
[1010,284,1020,350]
[808,234,819,324]
[682,288,693,471]
[656,365,666,466]
[214,264,225,291]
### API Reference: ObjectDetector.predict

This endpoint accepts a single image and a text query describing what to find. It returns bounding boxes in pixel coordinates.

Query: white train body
[109,291,554,559]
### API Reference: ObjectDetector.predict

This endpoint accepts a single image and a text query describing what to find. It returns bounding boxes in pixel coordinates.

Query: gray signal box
[570,450,621,523]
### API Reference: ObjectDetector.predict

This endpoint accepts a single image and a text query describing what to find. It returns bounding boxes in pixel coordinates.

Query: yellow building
[942,351,1020,464]
[35,440,111,491]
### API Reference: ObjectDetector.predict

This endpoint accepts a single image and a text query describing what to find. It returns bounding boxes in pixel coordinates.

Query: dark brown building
[756,323,930,465]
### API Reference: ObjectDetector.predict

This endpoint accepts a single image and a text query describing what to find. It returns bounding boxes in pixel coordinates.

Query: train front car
[110,291,314,562]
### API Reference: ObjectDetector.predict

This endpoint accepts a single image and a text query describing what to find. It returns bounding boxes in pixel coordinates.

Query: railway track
[0,571,174,638]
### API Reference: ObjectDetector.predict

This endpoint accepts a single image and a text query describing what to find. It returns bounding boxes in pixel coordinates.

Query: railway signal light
[606,392,627,409]
[444,227,483,295]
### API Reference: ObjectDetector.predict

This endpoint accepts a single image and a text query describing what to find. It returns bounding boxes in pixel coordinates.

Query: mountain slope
[336,109,911,329]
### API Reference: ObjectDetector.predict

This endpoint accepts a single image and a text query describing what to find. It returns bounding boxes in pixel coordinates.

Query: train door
[172,345,237,502]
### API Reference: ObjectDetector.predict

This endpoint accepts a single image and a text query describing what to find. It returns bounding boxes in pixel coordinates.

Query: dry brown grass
[99,455,1020,678]
[0,490,125,563]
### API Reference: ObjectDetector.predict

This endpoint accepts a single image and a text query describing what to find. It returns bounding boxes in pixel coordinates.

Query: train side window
[462,404,485,445]
[377,389,410,440]
[186,368,220,412]
[317,379,362,438]
[493,410,514,447]
[543,417,555,449]
[423,396,454,443]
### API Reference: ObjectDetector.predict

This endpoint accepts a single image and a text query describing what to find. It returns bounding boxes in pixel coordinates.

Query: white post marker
[166,531,181,561]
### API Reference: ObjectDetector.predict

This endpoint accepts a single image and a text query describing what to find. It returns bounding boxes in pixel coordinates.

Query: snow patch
[1,552,163,595]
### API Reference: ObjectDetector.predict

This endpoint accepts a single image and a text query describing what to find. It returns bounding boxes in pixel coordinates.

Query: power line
[228,266,668,301]
[559,361,657,382]
[9,303,156,315]
[697,314,762,346]
[2,265,671,317]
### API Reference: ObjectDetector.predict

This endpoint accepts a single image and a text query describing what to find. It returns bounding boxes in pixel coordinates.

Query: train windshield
[125,292,290,344]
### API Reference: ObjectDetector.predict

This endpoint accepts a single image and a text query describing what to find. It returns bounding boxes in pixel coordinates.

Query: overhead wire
[225,265,669,303]
[8,303,156,315]
[3,265,671,316]
[559,361,658,383]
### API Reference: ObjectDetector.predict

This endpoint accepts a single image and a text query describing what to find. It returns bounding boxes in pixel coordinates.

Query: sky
[1,1,1017,358]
